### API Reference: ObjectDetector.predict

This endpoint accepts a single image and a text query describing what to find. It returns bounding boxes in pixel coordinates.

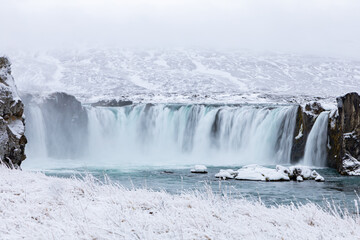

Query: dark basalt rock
[336,92,360,174]
[291,93,360,174]
[0,57,27,168]
[327,112,343,170]
[92,99,133,107]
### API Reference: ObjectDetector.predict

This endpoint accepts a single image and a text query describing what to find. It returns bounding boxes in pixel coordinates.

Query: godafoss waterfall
[3,0,360,235]
[26,101,298,167]
[20,92,360,210]
[2,51,360,238]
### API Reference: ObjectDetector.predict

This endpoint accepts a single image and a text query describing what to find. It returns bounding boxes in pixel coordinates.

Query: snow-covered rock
[329,92,360,175]
[236,165,290,181]
[235,168,266,181]
[315,175,325,182]
[216,165,324,182]
[191,165,208,173]
[296,176,304,182]
[215,169,236,179]
[0,57,27,167]
[289,166,312,180]
[341,154,360,176]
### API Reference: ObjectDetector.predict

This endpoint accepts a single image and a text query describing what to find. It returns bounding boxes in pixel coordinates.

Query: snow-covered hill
[9,49,360,103]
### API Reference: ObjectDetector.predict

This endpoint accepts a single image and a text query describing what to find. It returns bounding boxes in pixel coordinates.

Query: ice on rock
[215,169,236,180]
[8,119,25,139]
[235,165,266,181]
[311,170,319,179]
[289,166,313,180]
[216,165,324,182]
[276,165,290,175]
[342,154,360,176]
[315,175,325,182]
[190,165,208,174]
[296,176,304,182]
[266,171,290,181]
[235,165,289,182]
[235,169,266,181]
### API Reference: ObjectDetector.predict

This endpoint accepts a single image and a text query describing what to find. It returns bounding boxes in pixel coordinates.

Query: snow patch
[342,154,360,176]
[295,124,303,140]
[8,119,24,139]
[190,165,208,173]
[215,169,236,179]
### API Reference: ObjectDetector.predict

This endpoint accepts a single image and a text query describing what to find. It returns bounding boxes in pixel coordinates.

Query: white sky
[1,0,360,58]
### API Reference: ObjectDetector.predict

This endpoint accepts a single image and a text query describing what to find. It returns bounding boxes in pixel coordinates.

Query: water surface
[35,165,360,213]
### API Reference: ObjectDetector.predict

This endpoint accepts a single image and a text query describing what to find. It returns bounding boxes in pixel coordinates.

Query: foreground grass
[0,166,359,239]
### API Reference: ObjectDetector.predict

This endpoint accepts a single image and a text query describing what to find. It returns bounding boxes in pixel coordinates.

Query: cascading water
[302,111,329,167]
[25,105,47,159]
[24,101,299,168]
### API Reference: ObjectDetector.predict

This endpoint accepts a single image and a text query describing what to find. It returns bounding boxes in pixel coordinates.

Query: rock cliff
[336,93,360,175]
[0,57,27,168]
[291,92,360,175]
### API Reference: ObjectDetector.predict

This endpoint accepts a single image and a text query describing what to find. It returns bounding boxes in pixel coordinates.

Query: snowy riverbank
[0,166,359,239]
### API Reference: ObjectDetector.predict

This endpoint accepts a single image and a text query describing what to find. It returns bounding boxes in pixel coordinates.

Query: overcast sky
[1,0,360,58]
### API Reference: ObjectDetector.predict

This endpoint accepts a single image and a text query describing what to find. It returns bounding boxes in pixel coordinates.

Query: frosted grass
[0,166,359,239]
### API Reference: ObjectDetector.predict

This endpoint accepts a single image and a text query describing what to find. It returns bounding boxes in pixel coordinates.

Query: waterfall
[24,102,298,167]
[25,105,47,159]
[302,111,329,167]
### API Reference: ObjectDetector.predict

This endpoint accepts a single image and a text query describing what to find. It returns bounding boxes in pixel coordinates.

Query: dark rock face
[0,57,27,167]
[291,103,324,164]
[337,92,360,134]
[290,93,360,174]
[91,99,133,107]
[336,92,360,174]
[23,92,88,159]
[327,112,343,170]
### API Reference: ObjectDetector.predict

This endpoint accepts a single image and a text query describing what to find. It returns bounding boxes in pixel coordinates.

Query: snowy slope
[10,49,360,104]
[0,166,359,239]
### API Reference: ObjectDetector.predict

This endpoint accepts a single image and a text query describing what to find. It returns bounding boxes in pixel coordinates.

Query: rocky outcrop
[290,102,324,164]
[335,92,360,174]
[0,57,27,168]
[327,110,343,170]
[291,92,360,175]
[91,99,133,107]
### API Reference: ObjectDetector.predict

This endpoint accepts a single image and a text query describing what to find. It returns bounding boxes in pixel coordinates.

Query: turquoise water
[37,165,360,213]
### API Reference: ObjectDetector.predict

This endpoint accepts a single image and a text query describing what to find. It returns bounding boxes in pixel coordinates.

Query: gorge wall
[0,57,27,168]
[291,92,360,175]
[334,93,360,175]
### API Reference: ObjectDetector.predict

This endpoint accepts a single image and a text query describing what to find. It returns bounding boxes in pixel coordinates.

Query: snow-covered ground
[0,166,359,239]
[9,49,360,104]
